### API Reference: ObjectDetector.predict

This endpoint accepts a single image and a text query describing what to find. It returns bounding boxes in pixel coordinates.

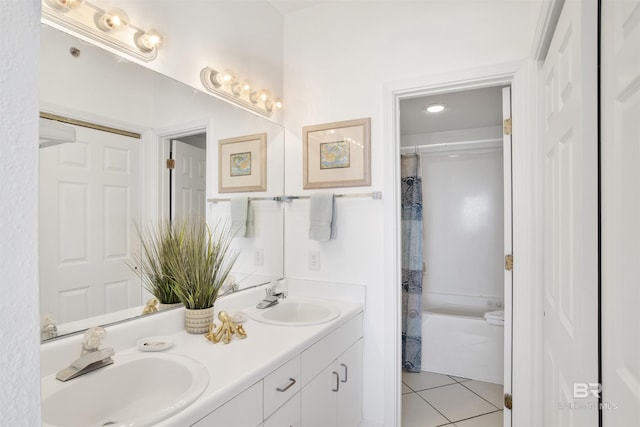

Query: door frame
[382,60,544,426]
[148,120,210,224]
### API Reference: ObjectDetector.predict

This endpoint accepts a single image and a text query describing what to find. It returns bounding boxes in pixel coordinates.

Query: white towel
[486,318,504,326]
[245,201,255,237]
[309,193,335,242]
[484,310,504,320]
[230,197,248,237]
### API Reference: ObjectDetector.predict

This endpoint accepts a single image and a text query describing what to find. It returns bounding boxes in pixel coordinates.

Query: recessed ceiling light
[424,104,446,113]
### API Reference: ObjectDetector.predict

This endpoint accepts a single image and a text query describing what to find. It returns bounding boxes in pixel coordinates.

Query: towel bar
[208,191,382,203]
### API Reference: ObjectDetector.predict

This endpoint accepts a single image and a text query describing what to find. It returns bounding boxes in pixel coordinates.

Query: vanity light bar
[200,67,283,118]
[41,0,164,62]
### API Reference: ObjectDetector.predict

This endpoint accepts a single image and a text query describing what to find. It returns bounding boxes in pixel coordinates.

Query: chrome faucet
[256,279,288,309]
[56,327,114,382]
[266,279,288,300]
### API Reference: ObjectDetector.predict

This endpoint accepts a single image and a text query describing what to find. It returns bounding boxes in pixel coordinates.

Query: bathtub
[422,296,504,385]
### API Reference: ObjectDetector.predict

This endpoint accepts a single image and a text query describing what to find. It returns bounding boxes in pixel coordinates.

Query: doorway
[397,85,513,427]
[169,133,207,223]
[156,124,209,225]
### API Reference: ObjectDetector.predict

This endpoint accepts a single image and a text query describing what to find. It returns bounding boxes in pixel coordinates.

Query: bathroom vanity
[40,285,363,427]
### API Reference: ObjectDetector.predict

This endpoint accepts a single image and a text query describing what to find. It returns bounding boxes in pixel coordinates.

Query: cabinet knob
[332,371,340,392]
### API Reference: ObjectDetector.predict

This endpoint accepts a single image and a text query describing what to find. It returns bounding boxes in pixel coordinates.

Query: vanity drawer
[191,381,263,427]
[264,393,300,427]
[263,355,301,418]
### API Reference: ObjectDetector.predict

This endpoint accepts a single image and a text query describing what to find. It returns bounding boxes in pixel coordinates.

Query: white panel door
[601,0,640,424]
[39,124,141,323]
[172,140,206,222]
[541,1,598,426]
[502,86,512,427]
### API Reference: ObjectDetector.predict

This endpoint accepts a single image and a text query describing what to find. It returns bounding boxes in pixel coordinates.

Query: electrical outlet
[253,248,264,266]
[309,251,320,270]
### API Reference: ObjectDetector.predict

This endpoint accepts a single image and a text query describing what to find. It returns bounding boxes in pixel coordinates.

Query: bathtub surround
[400,153,424,373]
[422,300,504,384]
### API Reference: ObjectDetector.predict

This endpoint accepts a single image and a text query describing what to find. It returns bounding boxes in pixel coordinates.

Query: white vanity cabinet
[190,312,363,427]
[300,339,363,427]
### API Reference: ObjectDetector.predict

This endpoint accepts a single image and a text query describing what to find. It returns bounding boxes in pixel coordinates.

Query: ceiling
[400,86,504,136]
[267,0,326,15]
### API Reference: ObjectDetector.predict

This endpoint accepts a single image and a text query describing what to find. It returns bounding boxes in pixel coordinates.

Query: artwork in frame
[218,133,267,193]
[303,117,371,189]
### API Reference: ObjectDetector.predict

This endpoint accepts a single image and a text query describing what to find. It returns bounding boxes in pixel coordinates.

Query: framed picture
[303,117,371,189]
[218,133,267,193]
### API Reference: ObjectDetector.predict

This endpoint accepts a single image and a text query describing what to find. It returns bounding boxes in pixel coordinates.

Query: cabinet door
[336,339,362,427]
[264,393,300,427]
[301,363,338,427]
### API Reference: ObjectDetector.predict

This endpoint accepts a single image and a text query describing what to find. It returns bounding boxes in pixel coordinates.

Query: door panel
[601,0,640,424]
[541,1,598,425]
[39,124,141,323]
[172,139,206,222]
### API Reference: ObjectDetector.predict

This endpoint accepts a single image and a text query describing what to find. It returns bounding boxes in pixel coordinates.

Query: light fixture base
[42,0,159,62]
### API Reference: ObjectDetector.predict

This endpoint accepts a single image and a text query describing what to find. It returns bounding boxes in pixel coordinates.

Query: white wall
[420,150,504,302]
[283,2,541,424]
[0,1,41,425]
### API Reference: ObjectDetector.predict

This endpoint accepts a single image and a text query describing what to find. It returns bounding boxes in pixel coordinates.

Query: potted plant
[164,218,239,334]
[131,220,182,311]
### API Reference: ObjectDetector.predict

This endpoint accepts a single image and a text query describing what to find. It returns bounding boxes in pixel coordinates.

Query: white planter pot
[184,307,214,334]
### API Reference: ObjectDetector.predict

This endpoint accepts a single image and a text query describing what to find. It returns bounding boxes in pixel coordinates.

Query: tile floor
[402,370,504,427]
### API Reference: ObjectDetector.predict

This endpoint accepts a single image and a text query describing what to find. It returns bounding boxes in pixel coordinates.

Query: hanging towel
[484,310,504,321]
[309,193,335,242]
[230,197,249,237]
[245,201,255,237]
[484,310,504,326]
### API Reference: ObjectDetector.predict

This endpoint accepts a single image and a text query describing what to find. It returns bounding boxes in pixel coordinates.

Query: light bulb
[208,69,232,88]
[135,30,164,52]
[273,98,283,110]
[96,8,129,32]
[45,0,82,11]
[249,90,260,104]
[424,104,445,113]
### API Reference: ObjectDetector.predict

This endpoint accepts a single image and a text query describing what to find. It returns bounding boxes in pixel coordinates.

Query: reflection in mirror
[39,24,284,341]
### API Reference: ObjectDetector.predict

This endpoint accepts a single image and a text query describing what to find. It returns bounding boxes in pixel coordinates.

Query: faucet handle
[81,326,107,355]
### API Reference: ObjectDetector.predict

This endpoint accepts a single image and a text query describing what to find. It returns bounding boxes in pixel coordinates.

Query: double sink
[41,297,340,427]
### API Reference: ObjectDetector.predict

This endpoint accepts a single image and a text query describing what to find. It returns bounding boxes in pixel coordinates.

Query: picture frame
[218,132,267,193]
[303,117,371,189]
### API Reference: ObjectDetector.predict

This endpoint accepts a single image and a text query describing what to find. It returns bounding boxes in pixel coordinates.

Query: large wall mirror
[39,24,285,341]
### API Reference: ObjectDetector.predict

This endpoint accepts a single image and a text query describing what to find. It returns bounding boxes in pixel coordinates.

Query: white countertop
[40,284,363,427]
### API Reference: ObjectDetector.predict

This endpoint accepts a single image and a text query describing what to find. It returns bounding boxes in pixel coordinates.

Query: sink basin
[41,352,209,427]
[248,298,340,326]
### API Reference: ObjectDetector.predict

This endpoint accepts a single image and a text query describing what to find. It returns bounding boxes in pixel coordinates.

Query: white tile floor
[402,371,504,427]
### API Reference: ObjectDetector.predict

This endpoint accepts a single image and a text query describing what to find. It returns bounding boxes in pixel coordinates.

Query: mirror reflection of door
[39,124,141,324]
[170,134,207,223]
